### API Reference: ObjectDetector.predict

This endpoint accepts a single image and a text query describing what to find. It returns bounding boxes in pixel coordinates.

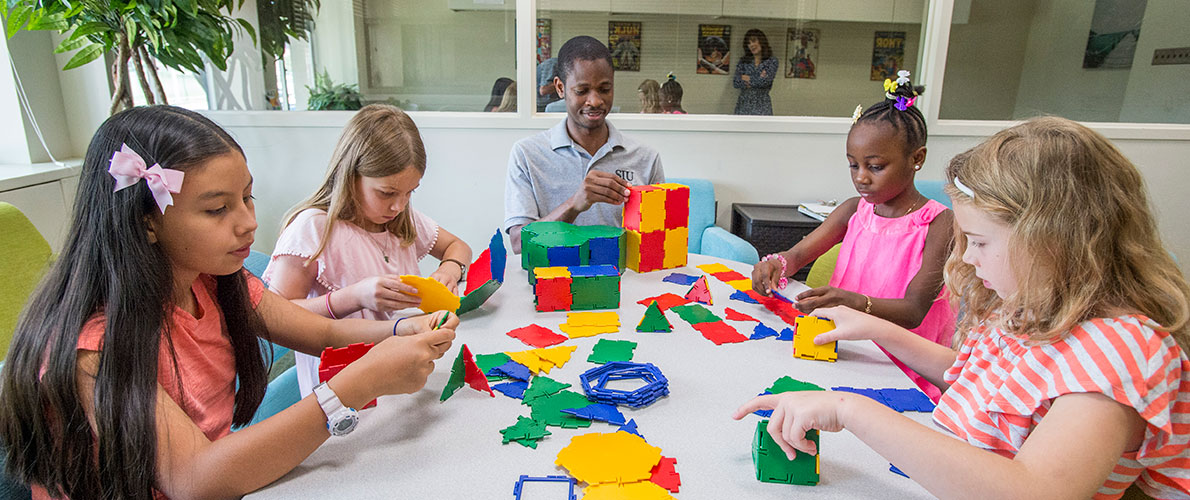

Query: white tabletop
[247,253,936,499]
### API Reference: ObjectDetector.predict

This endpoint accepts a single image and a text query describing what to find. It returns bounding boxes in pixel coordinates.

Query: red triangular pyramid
[684,276,713,305]
[461,345,495,397]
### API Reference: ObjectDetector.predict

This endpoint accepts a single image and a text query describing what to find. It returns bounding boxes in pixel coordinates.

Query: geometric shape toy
[683,275,712,305]
[636,301,673,333]
[793,315,837,362]
[555,431,663,485]
[753,420,819,485]
[440,344,495,402]
[399,275,461,313]
[579,361,670,408]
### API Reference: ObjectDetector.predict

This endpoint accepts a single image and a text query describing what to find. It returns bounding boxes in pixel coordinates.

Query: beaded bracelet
[761,253,789,290]
[325,291,339,320]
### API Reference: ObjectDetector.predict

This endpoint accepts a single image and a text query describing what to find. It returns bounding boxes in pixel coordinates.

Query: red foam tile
[649,456,681,493]
[724,308,760,322]
[746,290,804,327]
[535,277,574,312]
[318,343,377,408]
[710,270,747,282]
[692,321,749,345]
[460,345,495,397]
[664,187,690,230]
[624,185,659,231]
[464,249,493,295]
[506,324,569,348]
[637,293,693,311]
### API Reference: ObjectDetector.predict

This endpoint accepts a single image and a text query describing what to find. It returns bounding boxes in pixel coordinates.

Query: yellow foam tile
[662,227,688,269]
[582,482,678,500]
[555,432,662,486]
[695,263,733,275]
[535,345,577,369]
[505,349,550,374]
[725,278,753,292]
[793,316,838,362]
[559,324,619,338]
[639,189,666,233]
[399,275,460,313]
[534,266,572,279]
[566,311,620,327]
[626,230,642,271]
[652,182,687,191]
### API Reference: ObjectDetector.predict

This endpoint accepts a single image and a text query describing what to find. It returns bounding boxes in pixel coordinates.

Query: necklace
[365,229,393,263]
[903,195,924,216]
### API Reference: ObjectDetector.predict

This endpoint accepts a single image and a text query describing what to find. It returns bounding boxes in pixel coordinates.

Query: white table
[247,254,936,499]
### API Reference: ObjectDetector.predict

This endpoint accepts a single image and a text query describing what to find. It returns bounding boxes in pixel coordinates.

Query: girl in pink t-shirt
[737,117,1190,499]
[265,104,472,396]
[751,72,954,399]
[0,106,456,499]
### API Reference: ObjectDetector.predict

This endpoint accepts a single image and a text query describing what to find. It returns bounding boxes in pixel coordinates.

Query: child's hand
[428,267,461,295]
[359,325,455,397]
[349,276,421,313]
[750,258,784,296]
[732,391,855,458]
[794,286,863,314]
[393,310,459,337]
[570,171,631,213]
[810,305,893,344]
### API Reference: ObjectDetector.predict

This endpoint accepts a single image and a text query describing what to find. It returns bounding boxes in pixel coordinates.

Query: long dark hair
[485,77,513,111]
[0,105,269,499]
[743,29,773,61]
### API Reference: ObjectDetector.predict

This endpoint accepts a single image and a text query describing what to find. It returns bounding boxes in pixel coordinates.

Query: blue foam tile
[561,403,627,425]
[662,273,700,286]
[776,327,795,341]
[488,360,532,382]
[488,230,508,283]
[877,388,936,412]
[547,245,582,267]
[618,418,644,439]
[750,323,779,340]
[492,381,529,399]
[569,264,619,277]
[587,238,621,267]
[771,290,795,303]
[889,464,909,478]
[831,386,888,406]
[513,475,577,500]
[730,290,759,304]
[751,390,774,417]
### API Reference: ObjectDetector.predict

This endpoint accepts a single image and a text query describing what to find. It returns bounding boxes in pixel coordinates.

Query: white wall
[937,0,1034,120]
[211,112,1190,274]
[1119,0,1190,123]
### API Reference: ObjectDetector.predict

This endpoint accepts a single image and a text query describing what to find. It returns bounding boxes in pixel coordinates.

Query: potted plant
[306,69,362,110]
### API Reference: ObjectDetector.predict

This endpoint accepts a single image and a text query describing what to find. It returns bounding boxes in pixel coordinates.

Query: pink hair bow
[108,144,185,214]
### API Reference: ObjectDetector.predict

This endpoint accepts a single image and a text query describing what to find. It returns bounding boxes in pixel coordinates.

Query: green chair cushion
[0,203,52,357]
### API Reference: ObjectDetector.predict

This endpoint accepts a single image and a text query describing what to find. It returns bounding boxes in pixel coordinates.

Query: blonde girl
[736,116,1189,499]
[265,104,471,397]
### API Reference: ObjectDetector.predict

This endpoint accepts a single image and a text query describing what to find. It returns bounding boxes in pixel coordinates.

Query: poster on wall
[537,19,551,64]
[870,31,905,81]
[1082,0,1146,69]
[608,21,642,71]
[785,27,819,79]
[697,24,731,75]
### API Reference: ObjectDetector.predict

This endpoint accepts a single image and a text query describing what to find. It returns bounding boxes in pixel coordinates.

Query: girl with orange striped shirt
[736,116,1189,499]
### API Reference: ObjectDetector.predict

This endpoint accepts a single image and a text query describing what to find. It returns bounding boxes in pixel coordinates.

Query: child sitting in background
[0,105,456,498]
[737,115,1190,499]
[751,72,953,400]
[265,104,471,397]
[660,74,686,114]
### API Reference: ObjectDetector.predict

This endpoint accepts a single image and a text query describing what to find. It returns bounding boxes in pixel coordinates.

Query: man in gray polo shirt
[504,35,665,253]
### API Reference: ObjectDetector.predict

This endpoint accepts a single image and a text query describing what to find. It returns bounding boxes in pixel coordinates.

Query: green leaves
[62,42,102,69]
[5,4,33,37]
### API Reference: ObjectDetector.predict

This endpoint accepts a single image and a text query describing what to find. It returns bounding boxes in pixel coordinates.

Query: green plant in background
[3,0,255,114]
[257,0,318,61]
[306,69,361,110]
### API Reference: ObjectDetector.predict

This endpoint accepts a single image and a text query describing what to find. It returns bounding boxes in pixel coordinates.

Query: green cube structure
[753,420,819,486]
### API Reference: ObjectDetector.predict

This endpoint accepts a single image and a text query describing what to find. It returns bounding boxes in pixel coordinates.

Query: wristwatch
[313,382,359,437]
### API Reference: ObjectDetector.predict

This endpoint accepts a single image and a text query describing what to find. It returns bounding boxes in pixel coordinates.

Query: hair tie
[894,95,917,111]
[666,72,676,82]
[108,143,185,214]
[953,176,975,198]
[850,105,863,124]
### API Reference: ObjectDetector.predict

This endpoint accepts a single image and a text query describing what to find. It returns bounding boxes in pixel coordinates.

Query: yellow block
[399,275,460,313]
[582,482,678,500]
[625,229,642,272]
[725,278,753,292]
[555,432,662,485]
[566,311,620,327]
[505,349,550,374]
[652,182,687,191]
[559,324,619,338]
[696,263,733,275]
[535,345,577,369]
[534,266,572,279]
[662,227,688,269]
[793,316,838,362]
[639,188,666,232]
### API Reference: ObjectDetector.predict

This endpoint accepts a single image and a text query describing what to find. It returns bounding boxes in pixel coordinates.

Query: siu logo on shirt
[614,169,634,182]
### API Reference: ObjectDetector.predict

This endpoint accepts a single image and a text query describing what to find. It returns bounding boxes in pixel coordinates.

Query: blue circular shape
[579,361,669,408]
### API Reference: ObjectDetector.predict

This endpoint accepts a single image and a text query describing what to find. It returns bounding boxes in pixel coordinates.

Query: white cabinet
[610,0,723,16]
[721,0,816,19]
[538,0,612,12]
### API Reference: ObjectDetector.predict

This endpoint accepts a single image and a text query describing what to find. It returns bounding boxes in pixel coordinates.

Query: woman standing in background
[733,29,778,115]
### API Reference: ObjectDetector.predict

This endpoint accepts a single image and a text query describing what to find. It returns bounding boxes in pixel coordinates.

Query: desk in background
[246,254,935,499]
[730,204,822,281]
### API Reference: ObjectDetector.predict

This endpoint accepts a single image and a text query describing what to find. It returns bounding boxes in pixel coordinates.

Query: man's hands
[568,170,631,214]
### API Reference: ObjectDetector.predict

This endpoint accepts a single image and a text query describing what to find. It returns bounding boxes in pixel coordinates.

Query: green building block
[587,338,638,364]
[753,420,819,485]
[570,276,620,310]
[637,301,673,332]
[767,376,825,394]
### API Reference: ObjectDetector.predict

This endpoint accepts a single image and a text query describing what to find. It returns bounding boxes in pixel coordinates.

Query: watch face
[329,411,359,436]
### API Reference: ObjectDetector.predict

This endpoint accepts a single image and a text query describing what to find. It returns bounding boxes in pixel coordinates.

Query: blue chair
[668,177,760,265]
[916,179,951,208]
[237,250,301,428]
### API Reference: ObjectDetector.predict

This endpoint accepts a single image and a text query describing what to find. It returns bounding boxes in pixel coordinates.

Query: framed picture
[537,19,551,64]
[608,21,642,71]
[785,27,819,79]
[1083,0,1146,69]
[697,24,731,75]
[870,31,905,81]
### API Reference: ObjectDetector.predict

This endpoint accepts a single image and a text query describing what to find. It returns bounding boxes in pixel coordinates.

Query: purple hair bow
[894,95,917,111]
[108,144,185,214]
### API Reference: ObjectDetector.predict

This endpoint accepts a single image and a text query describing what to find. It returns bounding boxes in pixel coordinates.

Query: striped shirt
[933,315,1190,499]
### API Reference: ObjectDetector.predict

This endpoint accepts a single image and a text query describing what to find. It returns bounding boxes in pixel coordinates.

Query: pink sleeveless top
[830,198,956,400]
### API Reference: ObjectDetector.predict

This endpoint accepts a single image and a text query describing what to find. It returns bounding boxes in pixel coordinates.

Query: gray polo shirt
[503,118,665,232]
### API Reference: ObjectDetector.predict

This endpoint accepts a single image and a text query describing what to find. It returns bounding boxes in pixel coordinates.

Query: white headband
[953,176,975,198]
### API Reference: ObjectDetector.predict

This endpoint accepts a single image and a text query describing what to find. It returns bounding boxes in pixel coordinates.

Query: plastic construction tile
[580,362,670,408]
[501,416,552,448]
[587,338,638,364]
[730,290,760,304]
[463,248,493,296]
[751,391,774,417]
[724,308,760,322]
[830,387,935,412]
[535,345,578,370]
[889,464,909,478]
[492,380,529,399]
[748,290,804,327]
[662,273,700,286]
[725,278,754,292]
[636,301,673,333]
[661,228,688,269]
[669,304,722,325]
[637,293,692,311]
[506,349,551,375]
[692,321,749,345]
[793,315,838,362]
[569,264,619,277]
[530,391,596,429]
[776,327,795,341]
[547,245,583,267]
[710,270,747,282]
[513,475,577,500]
[554,431,663,486]
[581,481,677,500]
[439,344,494,402]
[649,456,681,493]
[559,324,619,338]
[475,352,512,380]
[750,323,780,340]
[561,403,627,425]
[458,278,500,316]
[535,266,573,280]
[566,311,620,327]
[768,376,825,394]
[618,419,644,439]
[683,276,712,306]
[399,275,461,314]
[488,360,532,382]
[507,324,569,348]
[521,376,572,405]
[753,420,819,486]
[695,263,733,275]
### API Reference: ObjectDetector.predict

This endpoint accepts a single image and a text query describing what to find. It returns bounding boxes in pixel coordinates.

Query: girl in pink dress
[752,72,953,400]
[265,104,472,397]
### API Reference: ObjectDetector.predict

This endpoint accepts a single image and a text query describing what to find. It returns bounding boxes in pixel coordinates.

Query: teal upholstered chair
[916,179,951,208]
[668,177,760,265]
[238,250,301,428]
